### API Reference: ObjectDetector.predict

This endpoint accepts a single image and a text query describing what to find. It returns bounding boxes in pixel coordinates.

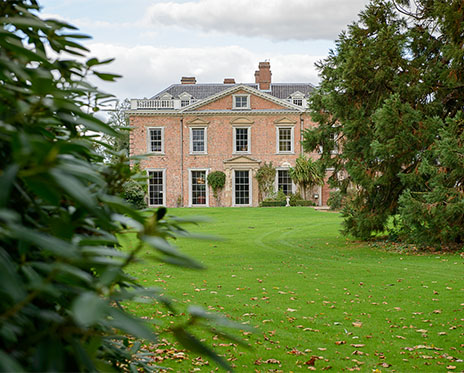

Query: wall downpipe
[180,117,184,207]
[300,114,304,155]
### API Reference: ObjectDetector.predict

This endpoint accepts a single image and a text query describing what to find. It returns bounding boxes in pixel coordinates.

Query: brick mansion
[127,62,332,207]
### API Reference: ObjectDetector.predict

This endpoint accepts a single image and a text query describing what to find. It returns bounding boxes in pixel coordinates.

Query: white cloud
[145,0,369,41]
[86,43,323,100]
[41,12,134,31]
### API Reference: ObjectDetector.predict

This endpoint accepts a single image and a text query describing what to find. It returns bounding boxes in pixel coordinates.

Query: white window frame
[188,168,210,207]
[232,94,250,110]
[146,168,166,207]
[147,127,165,154]
[275,168,296,194]
[290,91,306,108]
[180,92,192,107]
[232,169,252,207]
[233,127,251,154]
[189,127,207,154]
[275,126,294,154]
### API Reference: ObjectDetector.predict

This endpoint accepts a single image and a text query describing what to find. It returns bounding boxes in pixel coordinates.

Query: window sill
[189,152,208,155]
[148,152,165,155]
[276,151,295,155]
[233,151,251,155]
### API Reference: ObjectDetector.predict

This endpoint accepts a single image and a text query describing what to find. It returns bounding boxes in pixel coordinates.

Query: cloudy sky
[39,0,370,101]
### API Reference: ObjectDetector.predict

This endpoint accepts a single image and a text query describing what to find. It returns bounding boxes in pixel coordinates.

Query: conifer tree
[304,0,464,246]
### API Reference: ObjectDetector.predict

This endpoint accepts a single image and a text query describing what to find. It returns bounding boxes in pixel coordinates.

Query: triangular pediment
[290,91,305,98]
[186,117,210,126]
[274,117,297,125]
[231,117,254,126]
[223,155,261,165]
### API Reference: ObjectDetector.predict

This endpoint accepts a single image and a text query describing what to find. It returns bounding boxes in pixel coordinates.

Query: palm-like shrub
[289,156,324,200]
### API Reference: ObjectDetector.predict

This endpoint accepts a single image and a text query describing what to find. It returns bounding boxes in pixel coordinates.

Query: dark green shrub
[255,162,276,201]
[122,179,147,209]
[288,193,302,206]
[260,201,286,207]
[207,171,226,205]
[293,200,316,206]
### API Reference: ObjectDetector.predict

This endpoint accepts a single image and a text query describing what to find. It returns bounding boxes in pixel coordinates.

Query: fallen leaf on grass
[287,348,304,355]
[350,344,365,348]
[264,358,281,364]
[191,357,209,366]
[413,345,443,351]
[335,341,346,345]
[447,365,456,370]
[318,347,327,351]
[255,358,281,365]
[352,322,363,328]
[305,356,317,366]
[379,362,391,368]
[287,308,297,312]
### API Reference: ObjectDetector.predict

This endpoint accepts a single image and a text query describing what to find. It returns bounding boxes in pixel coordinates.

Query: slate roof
[151,84,257,100]
[270,83,315,99]
[151,83,315,101]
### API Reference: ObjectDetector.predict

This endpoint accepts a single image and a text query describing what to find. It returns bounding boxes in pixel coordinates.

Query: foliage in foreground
[0,1,243,371]
[304,0,464,247]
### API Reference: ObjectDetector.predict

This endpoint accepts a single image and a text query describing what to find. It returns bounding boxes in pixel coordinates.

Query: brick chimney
[181,76,196,84]
[223,78,235,84]
[254,61,271,90]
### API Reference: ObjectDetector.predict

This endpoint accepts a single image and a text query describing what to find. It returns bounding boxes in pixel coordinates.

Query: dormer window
[233,94,250,109]
[179,92,193,107]
[160,93,172,100]
[290,91,305,107]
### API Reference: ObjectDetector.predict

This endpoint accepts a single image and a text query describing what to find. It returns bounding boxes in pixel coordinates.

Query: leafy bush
[262,189,287,204]
[0,2,243,371]
[293,200,316,206]
[289,156,324,200]
[255,162,276,201]
[122,179,147,209]
[207,171,226,206]
[260,201,286,207]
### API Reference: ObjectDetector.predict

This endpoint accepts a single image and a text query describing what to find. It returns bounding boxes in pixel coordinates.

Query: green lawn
[123,207,463,372]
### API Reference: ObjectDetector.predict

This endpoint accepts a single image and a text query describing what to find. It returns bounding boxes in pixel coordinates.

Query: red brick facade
[128,64,333,208]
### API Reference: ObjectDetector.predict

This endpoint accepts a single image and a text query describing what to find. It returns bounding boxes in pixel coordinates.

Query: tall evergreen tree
[304,0,464,245]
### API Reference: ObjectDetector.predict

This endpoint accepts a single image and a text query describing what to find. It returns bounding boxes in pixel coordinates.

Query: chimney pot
[181,76,196,84]
[223,78,235,84]
[255,61,271,90]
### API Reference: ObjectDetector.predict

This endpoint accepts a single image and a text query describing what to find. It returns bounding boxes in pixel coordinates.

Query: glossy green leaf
[72,292,109,326]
